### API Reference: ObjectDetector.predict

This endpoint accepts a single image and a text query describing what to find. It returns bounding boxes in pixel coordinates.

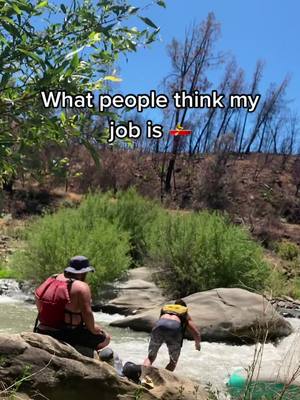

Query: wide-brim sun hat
[64,255,95,274]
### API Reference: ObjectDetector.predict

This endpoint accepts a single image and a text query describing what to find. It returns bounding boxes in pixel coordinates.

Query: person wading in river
[34,255,111,353]
[143,299,201,371]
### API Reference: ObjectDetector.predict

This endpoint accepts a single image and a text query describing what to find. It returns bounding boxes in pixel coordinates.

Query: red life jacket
[35,276,73,329]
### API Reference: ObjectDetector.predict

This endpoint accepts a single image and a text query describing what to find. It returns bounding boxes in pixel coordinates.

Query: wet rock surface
[97,267,166,315]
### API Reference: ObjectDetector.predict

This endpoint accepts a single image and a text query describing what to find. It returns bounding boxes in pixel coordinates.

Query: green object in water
[227,370,300,400]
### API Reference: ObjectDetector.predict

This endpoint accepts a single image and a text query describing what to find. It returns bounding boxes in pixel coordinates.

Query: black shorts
[37,326,106,350]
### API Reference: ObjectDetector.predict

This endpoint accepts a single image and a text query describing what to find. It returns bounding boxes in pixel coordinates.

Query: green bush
[147,211,270,297]
[0,266,19,279]
[11,189,161,292]
[10,190,271,297]
[265,269,287,297]
[113,189,162,264]
[78,189,161,264]
[276,240,300,261]
[12,207,131,294]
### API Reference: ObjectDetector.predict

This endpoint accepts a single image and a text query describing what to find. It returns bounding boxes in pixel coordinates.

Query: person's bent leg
[96,333,111,350]
[143,354,156,367]
[66,326,110,353]
[143,329,162,367]
[166,340,181,372]
[165,359,177,371]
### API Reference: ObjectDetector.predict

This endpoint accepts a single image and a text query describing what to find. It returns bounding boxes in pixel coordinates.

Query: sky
[117,0,300,122]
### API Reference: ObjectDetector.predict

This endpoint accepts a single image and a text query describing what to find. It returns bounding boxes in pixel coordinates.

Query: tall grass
[147,211,270,297]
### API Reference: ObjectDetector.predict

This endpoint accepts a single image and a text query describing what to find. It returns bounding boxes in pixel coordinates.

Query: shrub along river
[1,287,300,398]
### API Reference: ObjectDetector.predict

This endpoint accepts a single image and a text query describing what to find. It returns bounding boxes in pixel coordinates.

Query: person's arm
[78,283,103,335]
[187,316,201,351]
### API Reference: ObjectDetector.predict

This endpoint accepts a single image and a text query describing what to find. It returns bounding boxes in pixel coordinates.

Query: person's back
[143,299,201,371]
[35,255,111,354]
[55,273,87,327]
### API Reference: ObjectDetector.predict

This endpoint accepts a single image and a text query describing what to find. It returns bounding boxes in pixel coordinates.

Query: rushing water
[1,296,300,396]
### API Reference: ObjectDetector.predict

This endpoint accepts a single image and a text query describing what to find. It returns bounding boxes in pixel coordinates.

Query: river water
[1,295,300,397]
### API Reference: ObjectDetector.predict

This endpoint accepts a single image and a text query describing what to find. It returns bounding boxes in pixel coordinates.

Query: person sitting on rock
[34,255,111,354]
[143,299,201,371]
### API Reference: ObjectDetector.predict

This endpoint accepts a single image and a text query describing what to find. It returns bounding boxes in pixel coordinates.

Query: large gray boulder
[110,288,293,343]
[0,332,208,400]
[100,267,166,315]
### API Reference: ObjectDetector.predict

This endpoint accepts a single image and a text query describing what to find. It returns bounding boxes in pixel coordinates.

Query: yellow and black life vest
[161,304,188,316]
[160,304,188,328]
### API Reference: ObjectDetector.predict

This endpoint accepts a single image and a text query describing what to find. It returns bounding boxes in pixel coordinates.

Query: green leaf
[128,6,139,14]
[15,1,33,12]
[64,67,73,78]
[60,111,66,123]
[12,4,22,15]
[0,73,10,88]
[0,16,14,24]
[36,0,48,9]
[60,3,66,13]
[156,0,166,8]
[103,75,122,82]
[65,45,85,60]
[88,79,104,90]
[139,16,158,29]
[70,52,79,69]
[126,40,137,51]
[123,136,134,148]
[88,31,101,44]
[0,33,8,45]
[146,31,158,45]
[18,48,44,65]
[1,21,19,36]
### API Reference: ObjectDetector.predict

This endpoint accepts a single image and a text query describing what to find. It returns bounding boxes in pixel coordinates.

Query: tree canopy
[0,0,164,183]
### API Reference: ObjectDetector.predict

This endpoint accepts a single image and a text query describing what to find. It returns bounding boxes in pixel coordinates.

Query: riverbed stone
[0,332,208,400]
[100,267,166,315]
[110,288,293,343]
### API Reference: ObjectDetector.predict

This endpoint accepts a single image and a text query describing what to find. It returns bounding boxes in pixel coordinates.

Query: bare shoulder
[71,280,91,294]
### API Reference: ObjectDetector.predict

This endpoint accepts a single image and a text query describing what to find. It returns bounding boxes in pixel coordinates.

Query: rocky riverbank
[0,332,208,400]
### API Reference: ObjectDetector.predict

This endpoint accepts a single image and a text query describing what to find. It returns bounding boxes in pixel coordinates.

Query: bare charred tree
[213,61,245,148]
[244,77,289,153]
[270,115,285,154]
[162,13,222,194]
[292,158,300,196]
[284,113,299,156]
[199,133,236,209]
[191,59,243,154]
[280,113,300,170]
[238,60,264,152]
